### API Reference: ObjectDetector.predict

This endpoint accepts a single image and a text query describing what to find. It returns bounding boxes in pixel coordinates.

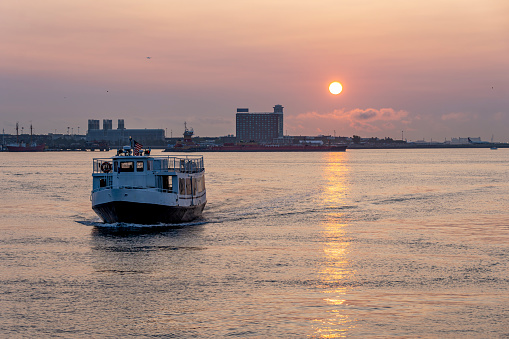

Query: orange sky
[1,0,508,141]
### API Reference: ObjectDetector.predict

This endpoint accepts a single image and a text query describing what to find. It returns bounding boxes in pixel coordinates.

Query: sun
[329,82,343,95]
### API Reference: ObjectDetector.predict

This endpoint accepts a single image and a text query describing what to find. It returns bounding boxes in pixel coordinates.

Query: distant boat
[6,143,46,152]
[208,144,347,152]
[6,123,45,152]
[163,122,207,152]
[490,135,497,150]
[165,124,347,152]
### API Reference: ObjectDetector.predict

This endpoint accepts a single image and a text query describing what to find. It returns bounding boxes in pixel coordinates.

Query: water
[0,149,508,337]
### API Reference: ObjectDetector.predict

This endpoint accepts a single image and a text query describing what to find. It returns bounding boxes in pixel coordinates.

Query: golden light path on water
[313,152,355,338]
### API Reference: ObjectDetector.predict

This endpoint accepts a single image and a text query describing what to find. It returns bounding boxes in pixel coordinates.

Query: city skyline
[1,1,508,141]
[1,118,501,144]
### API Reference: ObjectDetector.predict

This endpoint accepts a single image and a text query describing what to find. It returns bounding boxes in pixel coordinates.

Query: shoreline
[1,143,507,152]
[347,143,507,149]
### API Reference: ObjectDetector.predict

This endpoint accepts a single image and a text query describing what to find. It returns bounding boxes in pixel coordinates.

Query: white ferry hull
[91,187,206,224]
[92,200,206,224]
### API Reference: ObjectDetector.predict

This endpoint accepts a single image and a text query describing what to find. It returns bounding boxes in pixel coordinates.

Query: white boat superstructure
[91,148,206,224]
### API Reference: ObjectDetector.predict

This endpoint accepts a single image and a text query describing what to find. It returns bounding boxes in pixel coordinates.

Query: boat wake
[75,218,209,230]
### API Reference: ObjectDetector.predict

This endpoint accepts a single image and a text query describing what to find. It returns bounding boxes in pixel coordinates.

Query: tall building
[103,119,113,130]
[88,119,100,130]
[236,105,284,143]
[117,119,125,130]
[273,104,284,138]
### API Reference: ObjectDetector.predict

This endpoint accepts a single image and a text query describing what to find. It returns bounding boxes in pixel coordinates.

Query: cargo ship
[6,143,46,152]
[6,123,45,152]
[208,143,347,152]
[165,124,347,152]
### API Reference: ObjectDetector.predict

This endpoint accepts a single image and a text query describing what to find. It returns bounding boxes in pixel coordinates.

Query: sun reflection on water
[312,152,356,338]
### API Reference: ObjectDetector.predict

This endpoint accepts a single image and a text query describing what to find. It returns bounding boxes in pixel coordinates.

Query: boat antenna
[16,122,19,145]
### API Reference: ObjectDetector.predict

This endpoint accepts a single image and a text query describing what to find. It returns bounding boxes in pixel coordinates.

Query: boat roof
[111,155,152,159]
[105,154,204,160]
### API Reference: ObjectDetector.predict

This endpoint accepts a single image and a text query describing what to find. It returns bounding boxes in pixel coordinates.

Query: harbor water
[0,149,508,337]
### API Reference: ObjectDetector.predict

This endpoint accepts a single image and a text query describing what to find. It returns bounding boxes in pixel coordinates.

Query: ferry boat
[91,145,206,224]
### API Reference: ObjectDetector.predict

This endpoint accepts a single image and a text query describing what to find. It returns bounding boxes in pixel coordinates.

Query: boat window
[120,161,134,172]
[114,161,118,172]
[179,178,186,195]
[153,160,161,170]
[192,178,197,195]
[185,178,192,195]
[162,175,173,192]
[168,176,174,192]
[137,161,144,172]
[195,176,205,193]
[147,160,152,171]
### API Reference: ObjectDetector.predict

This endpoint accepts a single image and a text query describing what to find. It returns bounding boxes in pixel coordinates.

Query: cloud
[441,112,477,121]
[493,112,505,121]
[288,108,410,135]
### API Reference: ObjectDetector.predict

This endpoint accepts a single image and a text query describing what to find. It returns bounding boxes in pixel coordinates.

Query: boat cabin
[92,154,205,199]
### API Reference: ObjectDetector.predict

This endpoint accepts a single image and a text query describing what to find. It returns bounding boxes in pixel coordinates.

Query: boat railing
[156,188,174,194]
[93,155,204,174]
[92,185,146,193]
[91,175,113,192]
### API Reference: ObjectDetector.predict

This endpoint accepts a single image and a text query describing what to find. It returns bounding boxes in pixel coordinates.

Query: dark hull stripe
[93,201,206,224]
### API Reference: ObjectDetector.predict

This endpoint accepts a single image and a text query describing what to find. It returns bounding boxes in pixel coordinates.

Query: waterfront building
[86,119,165,145]
[236,105,284,143]
[448,137,484,144]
